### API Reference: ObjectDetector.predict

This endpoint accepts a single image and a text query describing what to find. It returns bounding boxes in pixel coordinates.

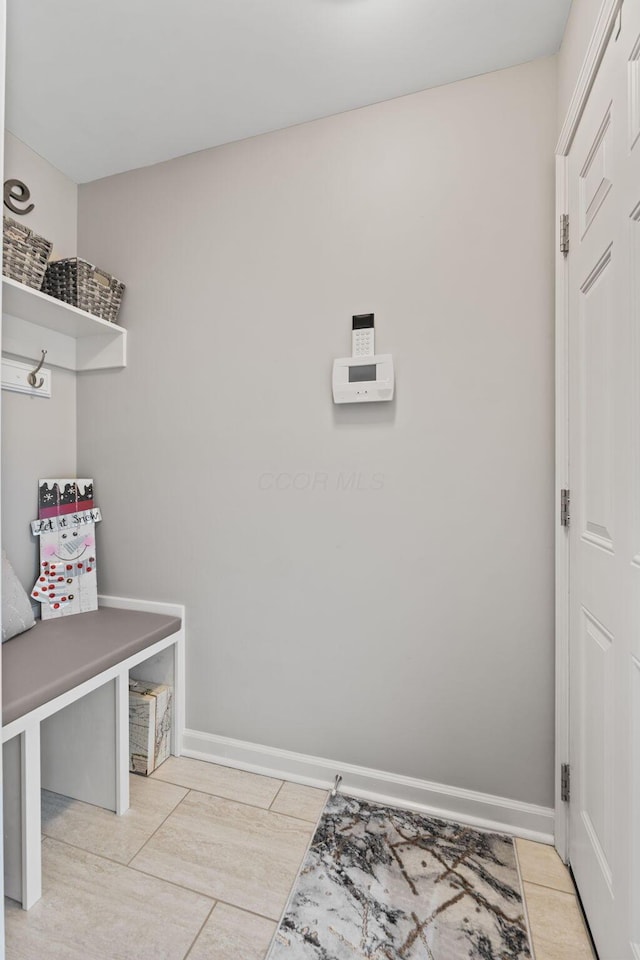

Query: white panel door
[568,4,640,958]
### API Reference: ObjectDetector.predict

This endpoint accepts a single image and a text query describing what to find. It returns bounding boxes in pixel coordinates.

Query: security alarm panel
[352,313,375,357]
[333,313,394,404]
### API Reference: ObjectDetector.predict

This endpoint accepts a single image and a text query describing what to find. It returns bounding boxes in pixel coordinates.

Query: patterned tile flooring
[4,757,595,960]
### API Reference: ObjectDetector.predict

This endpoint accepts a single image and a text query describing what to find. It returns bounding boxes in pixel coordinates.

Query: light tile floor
[4,757,596,960]
[516,838,596,960]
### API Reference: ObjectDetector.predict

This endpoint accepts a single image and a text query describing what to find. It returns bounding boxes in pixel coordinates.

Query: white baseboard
[99,593,185,620]
[182,729,554,844]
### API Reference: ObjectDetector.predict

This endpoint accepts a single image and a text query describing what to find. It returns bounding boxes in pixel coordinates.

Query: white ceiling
[6,0,571,184]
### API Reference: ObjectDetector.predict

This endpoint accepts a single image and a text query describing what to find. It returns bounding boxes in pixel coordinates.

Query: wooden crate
[129,680,172,775]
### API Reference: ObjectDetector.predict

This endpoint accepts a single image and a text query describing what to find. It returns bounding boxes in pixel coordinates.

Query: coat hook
[27,350,47,388]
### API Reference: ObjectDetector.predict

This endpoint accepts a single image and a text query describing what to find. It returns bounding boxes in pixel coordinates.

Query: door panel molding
[630,204,640,571]
[580,242,615,553]
[579,102,613,237]
[557,0,622,156]
[580,606,615,894]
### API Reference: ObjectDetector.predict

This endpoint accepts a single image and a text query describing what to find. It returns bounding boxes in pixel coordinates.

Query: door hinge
[561,762,571,802]
[560,214,570,256]
[561,489,570,527]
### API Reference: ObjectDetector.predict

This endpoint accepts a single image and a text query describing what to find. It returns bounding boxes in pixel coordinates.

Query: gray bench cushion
[2,606,181,727]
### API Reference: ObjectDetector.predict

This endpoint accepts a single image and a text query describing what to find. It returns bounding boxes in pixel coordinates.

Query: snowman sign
[30,479,102,619]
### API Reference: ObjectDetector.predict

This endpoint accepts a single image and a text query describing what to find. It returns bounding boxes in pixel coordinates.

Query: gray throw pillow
[2,550,36,643]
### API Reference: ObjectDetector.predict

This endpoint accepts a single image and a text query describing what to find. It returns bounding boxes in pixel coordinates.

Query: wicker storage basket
[42,258,125,324]
[2,216,53,290]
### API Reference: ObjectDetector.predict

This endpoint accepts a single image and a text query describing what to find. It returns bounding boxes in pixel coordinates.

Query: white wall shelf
[1,276,127,372]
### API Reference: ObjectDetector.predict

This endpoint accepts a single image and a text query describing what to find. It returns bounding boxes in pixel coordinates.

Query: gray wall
[78,56,557,806]
[1,367,77,588]
[4,132,77,259]
[2,133,77,589]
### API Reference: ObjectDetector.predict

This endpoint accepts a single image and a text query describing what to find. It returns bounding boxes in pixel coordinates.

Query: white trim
[20,725,41,910]
[182,728,555,843]
[115,672,130,815]
[555,153,571,863]
[1,0,8,945]
[557,0,621,157]
[98,594,184,618]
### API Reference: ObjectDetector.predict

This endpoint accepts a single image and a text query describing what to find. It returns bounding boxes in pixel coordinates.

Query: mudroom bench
[1,596,185,910]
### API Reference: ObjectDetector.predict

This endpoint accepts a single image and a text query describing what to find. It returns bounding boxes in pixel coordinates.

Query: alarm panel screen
[349,364,377,383]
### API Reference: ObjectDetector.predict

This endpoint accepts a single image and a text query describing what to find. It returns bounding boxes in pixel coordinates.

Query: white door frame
[1,0,7,955]
[555,0,623,862]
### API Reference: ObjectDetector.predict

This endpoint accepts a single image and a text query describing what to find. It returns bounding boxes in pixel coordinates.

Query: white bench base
[2,596,185,909]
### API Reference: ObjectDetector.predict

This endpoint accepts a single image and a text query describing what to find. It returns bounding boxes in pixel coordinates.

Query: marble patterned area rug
[267,794,532,960]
